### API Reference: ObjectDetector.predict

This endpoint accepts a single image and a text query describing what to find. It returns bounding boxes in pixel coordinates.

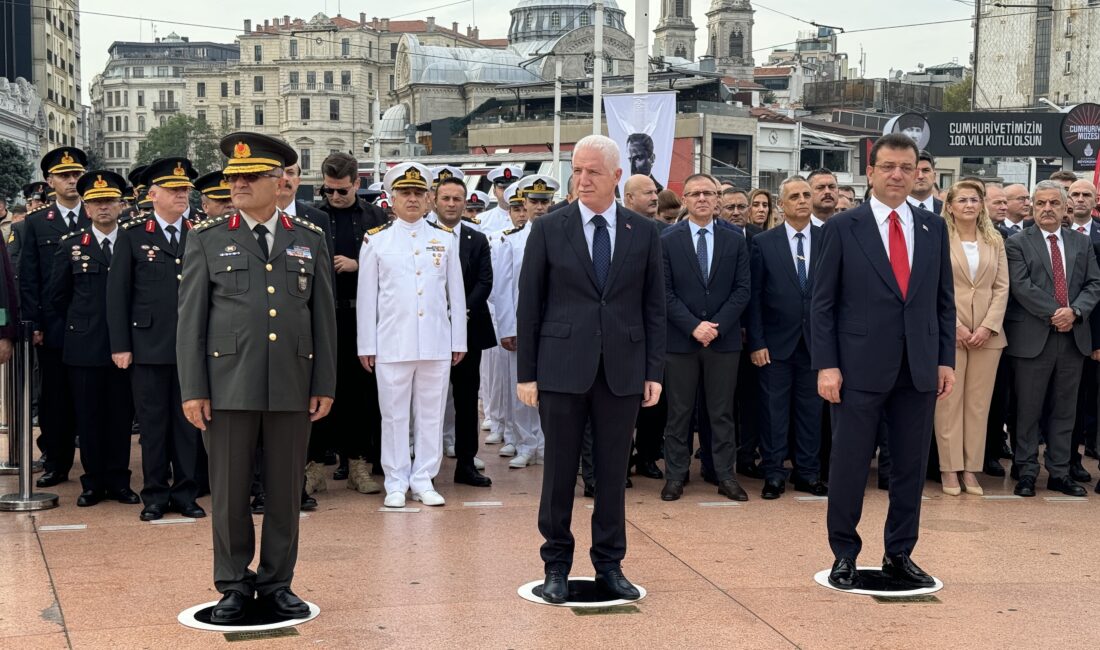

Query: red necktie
[1077,226,1086,234]
[888,211,910,299]
[1048,234,1069,308]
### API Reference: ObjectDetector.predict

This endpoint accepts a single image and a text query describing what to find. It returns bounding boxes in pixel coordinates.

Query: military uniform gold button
[269,309,277,317]
[226,266,232,271]
[265,263,272,272]
[417,289,423,295]
[268,333,277,341]
[213,351,220,358]
[418,310,424,317]
[267,286,275,294]
[177,274,182,280]
[176,259,181,265]
[414,250,420,255]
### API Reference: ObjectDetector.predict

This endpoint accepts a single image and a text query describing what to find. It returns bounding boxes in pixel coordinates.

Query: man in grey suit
[1004,180,1100,498]
[177,132,337,623]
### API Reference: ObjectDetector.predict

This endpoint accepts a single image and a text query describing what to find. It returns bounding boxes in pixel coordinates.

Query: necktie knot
[1048,234,1058,244]
[1078,226,1086,234]
[795,232,804,240]
[591,214,607,229]
[889,210,901,225]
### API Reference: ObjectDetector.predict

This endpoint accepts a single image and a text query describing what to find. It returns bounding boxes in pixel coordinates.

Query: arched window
[524,12,532,30]
[579,12,589,27]
[729,29,744,59]
[674,45,686,59]
[675,0,684,17]
[550,11,561,29]
[138,115,145,132]
[709,31,716,56]
[605,11,613,26]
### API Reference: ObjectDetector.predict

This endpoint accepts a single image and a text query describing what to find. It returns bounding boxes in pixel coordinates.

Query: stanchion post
[0,321,58,511]
[0,341,16,475]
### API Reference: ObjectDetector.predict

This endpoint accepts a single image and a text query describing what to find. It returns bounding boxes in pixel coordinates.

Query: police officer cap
[384,162,433,192]
[517,174,560,201]
[143,157,198,189]
[127,165,149,192]
[220,131,297,175]
[194,170,232,200]
[40,146,87,176]
[466,190,491,211]
[487,164,523,186]
[76,170,126,201]
[431,165,465,188]
[22,181,48,200]
[503,181,524,206]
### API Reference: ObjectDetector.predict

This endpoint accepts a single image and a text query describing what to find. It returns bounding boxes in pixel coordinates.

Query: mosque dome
[508,0,627,44]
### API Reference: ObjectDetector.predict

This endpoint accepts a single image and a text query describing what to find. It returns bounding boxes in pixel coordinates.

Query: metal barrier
[0,351,15,475]
[0,322,58,511]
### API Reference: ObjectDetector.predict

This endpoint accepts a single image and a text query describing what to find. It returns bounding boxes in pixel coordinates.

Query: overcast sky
[78,0,975,103]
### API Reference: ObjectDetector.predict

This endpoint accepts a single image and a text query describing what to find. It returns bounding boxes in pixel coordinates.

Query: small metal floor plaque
[224,627,300,642]
[39,524,86,531]
[872,594,942,604]
[572,605,641,616]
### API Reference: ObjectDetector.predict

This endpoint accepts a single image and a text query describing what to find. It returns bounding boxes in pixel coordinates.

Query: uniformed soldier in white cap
[465,189,491,222]
[480,164,522,235]
[357,162,467,508]
[493,175,559,468]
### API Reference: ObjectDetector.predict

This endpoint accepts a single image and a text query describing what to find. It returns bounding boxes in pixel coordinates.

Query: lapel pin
[626,223,632,230]
[922,224,929,231]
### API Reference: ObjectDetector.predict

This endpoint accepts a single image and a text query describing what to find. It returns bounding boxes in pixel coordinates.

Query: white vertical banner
[603,92,676,195]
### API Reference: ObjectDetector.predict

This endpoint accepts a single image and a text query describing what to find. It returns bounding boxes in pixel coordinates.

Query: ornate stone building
[706,0,754,79]
[653,0,698,62]
[0,76,45,167]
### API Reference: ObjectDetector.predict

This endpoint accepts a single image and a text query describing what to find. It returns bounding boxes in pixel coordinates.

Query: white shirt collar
[91,225,118,246]
[870,195,912,226]
[1040,226,1063,243]
[687,218,713,237]
[1072,220,1092,235]
[578,199,617,228]
[785,220,811,239]
[282,200,297,217]
[238,209,278,232]
[907,195,935,210]
[1004,216,1027,229]
[153,212,184,233]
[56,200,82,217]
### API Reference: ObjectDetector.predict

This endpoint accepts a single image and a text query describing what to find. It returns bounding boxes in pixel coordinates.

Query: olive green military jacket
[176,210,337,411]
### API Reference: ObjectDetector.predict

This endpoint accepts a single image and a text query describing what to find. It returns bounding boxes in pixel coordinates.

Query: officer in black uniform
[21,147,90,487]
[47,170,138,507]
[106,158,205,521]
[195,171,235,219]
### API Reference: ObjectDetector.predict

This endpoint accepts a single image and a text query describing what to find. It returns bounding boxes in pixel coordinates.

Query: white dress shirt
[579,200,617,259]
[1003,216,1027,233]
[784,221,812,272]
[1040,226,1068,283]
[238,209,279,254]
[281,200,298,217]
[906,195,936,212]
[91,225,118,249]
[1071,220,1093,236]
[961,240,979,281]
[870,196,914,268]
[810,215,825,227]
[153,212,185,246]
[56,200,83,228]
[687,219,715,274]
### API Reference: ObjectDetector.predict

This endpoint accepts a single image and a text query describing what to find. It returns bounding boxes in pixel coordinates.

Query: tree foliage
[0,140,33,202]
[135,115,224,173]
[942,73,973,112]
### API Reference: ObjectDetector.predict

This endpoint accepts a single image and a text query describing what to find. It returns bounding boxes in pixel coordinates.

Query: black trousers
[663,348,739,482]
[538,362,640,573]
[1072,357,1097,465]
[633,390,666,464]
[132,364,200,508]
[449,347,483,468]
[759,339,822,483]
[985,353,1015,463]
[69,364,134,492]
[38,346,76,475]
[733,350,760,466]
[827,353,935,560]
[308,308,376,461]
[1012,333,1082,481]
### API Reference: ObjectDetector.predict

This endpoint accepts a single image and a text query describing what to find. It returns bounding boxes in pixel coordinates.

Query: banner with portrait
[603,92,676,196]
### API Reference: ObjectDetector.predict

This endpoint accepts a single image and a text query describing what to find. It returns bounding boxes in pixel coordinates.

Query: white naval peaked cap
[517,174,560,200]
[503,181,524,206]
[431,165,465,186]
[487,164,523,185]
[466,189,491,209]
[383,162,433,192]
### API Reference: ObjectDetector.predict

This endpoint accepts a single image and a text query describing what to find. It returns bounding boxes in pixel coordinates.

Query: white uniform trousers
[506,349,543,457]
[377,359,451,495]
[487,347,514,443]
[442,385,456,450]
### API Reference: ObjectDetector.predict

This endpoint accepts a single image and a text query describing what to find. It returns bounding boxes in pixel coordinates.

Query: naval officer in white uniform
[357,162,467,508]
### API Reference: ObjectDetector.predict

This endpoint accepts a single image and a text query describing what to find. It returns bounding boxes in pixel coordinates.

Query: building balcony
[152,102,179,112]
[281,83,355,95]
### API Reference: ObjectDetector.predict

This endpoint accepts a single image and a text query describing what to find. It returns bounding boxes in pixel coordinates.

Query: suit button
[415,250,420,255]
[705,290,710,295]
[226,265,232,271]
[268,333,277,341]
[267,286,275,294]
[595,330,602,336]
[418,310,424,317]
[416,270,421,276]
[702,311,707,316]
[213,352,220,358]
[176,259,181,265]
[269,309,277,317]
[176,274,182,280]
[418,289,423,295]
[265,263,273,272]
[601,300,606,306]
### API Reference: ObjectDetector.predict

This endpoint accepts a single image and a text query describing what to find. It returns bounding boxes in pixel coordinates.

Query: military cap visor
[77,170,126,201]
[194,170,232,200]
[220,131,297,175]
[145,158,198,188]
[41,147,87,176]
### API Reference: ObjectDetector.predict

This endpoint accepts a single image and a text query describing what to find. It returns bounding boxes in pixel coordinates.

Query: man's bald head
[1068,179,1097,223]
[1004,183,1031,222]
[623,174,659,218]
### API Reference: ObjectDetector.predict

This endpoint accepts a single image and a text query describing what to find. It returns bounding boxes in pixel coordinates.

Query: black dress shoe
[140,504,166,521]
[701,468,718,485]
[110,488,141,504]
[250,493,265,514]
[595,568,641,600]
[792,478,828,496]
[454,464,492,487]
[300,494,318,511]
[761,479,785,500]
[881,553,935,588]
[583,482,595,498]
[1013,477,1036,497]
[1069,463,1093,483]
[261,587,310,618]
[211,590,251,624]
[660,479,684,501]
[176,502,207,518]
[1047,475,1087,496]
[76,490,103,507]
[541,570,569,604]
[983,459,1006,477]
[736,463,764,480]
[828,557,857,590]
[634,459,664,480]
[718,478,748,501]
[332,465,349,481]
[36,471,68,488]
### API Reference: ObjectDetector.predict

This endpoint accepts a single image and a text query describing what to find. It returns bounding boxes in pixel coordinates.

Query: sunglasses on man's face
[321,186,352,196]
[224,172,279,185]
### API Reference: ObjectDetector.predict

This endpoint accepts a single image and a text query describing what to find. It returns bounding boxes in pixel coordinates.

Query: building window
[289,71,299,88]
[220,82,228,97]
[341,38,350,56]
[157,66,168,77]
[106,93,113,108]
[675,0,684,17]
[254,75,264,92]
[390,43,398,59]
[341,70,351,87]
[160,116,166,126]
[729,29,744,59]
[579,12,589,27]
[300,148,311,172]
[290,39,298,58]
[605,11,613,25]
[389,74,395,91]
[674,45,686,59]
[234,80,241,95]
[197,110,206,123]
[123,91,128,106]
[301,98,310,120]
[551,12,560,29]
[133,67,144,78]
[330,99,340,121]
[197,82,206,98]
[221,109,228,128]
[368,43,373,59]
[234,108,241,127]
[124,142,130,158]
[138,115,145,132]
[254,105,264,125]
[525,12,532,30]
[124,116,129,131]
[254,44,262,62]
[307,71,316,87]
[1065,50,1072,75]
[369,72,374,88]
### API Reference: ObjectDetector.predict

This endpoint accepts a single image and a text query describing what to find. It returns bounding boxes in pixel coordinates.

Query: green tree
[942,73,973,112]
[135,115,224,173]
[0,140,33,202]
[84,148,106,172]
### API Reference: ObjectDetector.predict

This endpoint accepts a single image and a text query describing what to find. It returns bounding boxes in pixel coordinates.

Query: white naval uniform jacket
[491,224,531,340]
[478,206,513,237]
[356,217,467,362]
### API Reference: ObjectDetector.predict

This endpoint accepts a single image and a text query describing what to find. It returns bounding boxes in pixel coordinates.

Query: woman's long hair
[943,179,1002,248]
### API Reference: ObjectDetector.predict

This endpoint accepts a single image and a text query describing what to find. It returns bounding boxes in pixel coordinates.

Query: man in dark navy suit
[517,135,665,604]
[748,177,826,500]
[812,133,956,590]
[907,150,943,215]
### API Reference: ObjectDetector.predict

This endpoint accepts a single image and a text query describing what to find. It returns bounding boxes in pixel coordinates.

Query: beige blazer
[950,233,1010,350]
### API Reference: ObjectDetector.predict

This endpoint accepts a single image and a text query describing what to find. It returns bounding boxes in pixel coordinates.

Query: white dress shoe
[499,443,516,457]
[485,431,503,444]
[509,453,532,469]
[534,450,544,465]
[444,445,456,458]
[383,492,406,508]
[473,456,486,470]
[480,418,493,431]
[412,490,445,506]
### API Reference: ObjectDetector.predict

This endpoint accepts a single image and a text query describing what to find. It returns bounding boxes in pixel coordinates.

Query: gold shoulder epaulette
[122,216,149,230]
[291,216,323,234]
[428,220,453,234]
[462,215,481,226]
[193,214,229,233]
[503,223,526,236]
[367,221,392,236]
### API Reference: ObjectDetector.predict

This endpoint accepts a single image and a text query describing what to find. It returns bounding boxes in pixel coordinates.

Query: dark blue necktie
[795,232,807,293]
[697,227,709,280]
[591,214,610,291]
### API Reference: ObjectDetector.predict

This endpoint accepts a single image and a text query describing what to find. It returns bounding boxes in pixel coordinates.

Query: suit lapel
[1063,227,1077,286]
[708,224,727,285]
[973,237,994,287]
[603,210,635,293]
[906,211,934,301]
[949,235,972,287]
[852,207,904,300]
[85,234,109,266]
[270,216,292,263]
[1028,226,1055,282]
[774,229,801,292]
[679,225,705,286]
[563,207,600,291]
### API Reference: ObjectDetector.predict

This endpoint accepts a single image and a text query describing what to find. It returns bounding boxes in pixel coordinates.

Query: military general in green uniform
[176,132,337,623]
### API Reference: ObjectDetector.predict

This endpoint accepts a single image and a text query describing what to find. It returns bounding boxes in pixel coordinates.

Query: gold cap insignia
[60,151,75,165]
[404,168,422,182]
[93,175,108,189]
[533,180,547,192]
[218,180,231,190]
[233,142,251,159]
[503,168,513,179]
[438,169,453,180]
[173,162,186,177]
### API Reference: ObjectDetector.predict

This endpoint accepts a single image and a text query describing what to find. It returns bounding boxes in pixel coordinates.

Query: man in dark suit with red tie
[517,134,666,604]
[812,134,956,590]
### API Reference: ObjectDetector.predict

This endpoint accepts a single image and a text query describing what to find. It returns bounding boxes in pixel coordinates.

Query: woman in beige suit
[935,179,1010,495]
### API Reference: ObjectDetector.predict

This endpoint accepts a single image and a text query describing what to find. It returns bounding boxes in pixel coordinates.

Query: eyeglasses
[952,197,983,205]
[723,203,749,211]
[320,186,352,196]
[873,164,916,175]
[683,190,717,199]
[224,172,280,184]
